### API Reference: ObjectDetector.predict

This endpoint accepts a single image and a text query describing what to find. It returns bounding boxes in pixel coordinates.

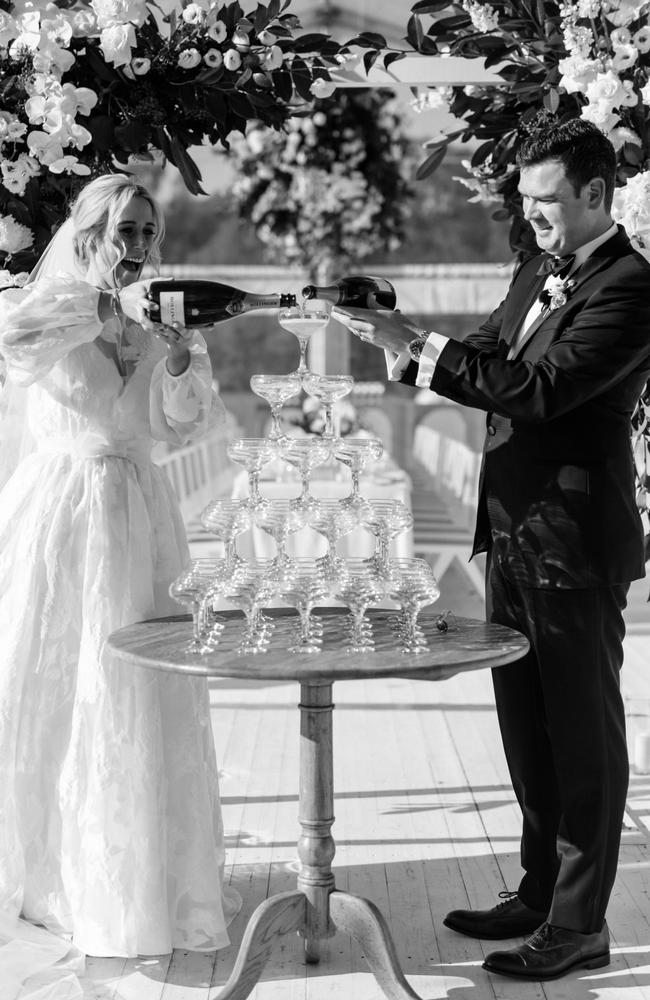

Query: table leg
[329,891,424,1000]
[213,680,425,1000]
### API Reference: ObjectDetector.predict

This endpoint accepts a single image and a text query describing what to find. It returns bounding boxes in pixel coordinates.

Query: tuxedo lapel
[501,265,546,353]
[507,226,633,360]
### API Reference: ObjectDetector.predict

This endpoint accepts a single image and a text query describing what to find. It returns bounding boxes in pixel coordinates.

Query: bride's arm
[149,329,225,445]
[0,277,104,385]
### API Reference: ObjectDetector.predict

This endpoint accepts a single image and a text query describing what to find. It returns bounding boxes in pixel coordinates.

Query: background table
[231,459,413,561]
[107,610,528,1000]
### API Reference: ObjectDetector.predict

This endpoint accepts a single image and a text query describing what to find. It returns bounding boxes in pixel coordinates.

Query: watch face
[409,338,425,361]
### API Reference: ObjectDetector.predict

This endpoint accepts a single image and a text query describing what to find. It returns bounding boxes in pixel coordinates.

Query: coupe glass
[360,500,414,577]
[278,437,331,512]
[201,557,244,648]
[333,437,384,510]
[169,558,230,653]
[253,500,307,569]
[332,560,385,653]
[277,558,330,653]
[306,499,360,577]
[302,373,354,439]
[227,437,277,509]
[278,304,330,376]
[200,499,251,569]
[224,560,283,654]
[250,373,302,441]
[385,561,441,653]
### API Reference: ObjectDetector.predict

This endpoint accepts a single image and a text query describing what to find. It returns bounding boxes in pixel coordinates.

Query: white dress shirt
[385,222,618,387]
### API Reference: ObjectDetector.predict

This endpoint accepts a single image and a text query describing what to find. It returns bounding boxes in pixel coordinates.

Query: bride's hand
[115,279,158,328]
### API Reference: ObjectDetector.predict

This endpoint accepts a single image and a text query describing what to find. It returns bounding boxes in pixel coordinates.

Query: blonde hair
[71,173,165,284]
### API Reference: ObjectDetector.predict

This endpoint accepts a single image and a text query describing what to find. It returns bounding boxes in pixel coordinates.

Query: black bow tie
[536,253,576,277]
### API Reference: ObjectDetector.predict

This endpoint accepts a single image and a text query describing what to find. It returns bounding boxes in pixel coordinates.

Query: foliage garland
[0,0,387,282]
[404,0,650,254]
[403,0,650,543]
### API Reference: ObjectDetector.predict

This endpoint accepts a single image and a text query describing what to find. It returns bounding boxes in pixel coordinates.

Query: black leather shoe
[483,921,610,980]
[443,891,547,940]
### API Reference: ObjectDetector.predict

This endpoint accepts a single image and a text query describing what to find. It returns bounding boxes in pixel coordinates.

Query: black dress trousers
[486,559,629,933]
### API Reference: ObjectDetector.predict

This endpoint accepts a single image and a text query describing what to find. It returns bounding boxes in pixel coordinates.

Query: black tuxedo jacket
[402,227,650,588]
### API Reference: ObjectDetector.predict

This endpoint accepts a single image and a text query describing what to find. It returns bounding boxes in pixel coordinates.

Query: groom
[332,119,650,980]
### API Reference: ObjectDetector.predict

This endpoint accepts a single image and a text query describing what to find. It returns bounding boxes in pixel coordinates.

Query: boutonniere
[539,275,576,312]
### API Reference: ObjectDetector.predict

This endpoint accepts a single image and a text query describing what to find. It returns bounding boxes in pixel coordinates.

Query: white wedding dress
[0,276,240,990]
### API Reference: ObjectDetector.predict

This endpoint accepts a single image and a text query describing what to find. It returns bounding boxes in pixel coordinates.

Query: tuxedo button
[487,424,496,436]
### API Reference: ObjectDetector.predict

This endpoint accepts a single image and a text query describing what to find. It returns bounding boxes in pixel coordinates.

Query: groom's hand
[331,306,426,354]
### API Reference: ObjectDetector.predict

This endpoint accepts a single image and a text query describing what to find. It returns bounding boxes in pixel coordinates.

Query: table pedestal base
[214,681,424,1000]
[214,888,423,1000]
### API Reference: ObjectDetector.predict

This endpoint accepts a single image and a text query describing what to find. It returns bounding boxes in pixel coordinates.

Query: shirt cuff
[415,332,449,388]
[385,348,412,381]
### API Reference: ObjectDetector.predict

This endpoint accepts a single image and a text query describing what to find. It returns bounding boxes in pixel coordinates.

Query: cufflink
[408,337,427,361]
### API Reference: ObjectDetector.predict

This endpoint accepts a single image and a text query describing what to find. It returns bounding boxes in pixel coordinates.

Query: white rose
[182,3,205,24]
[608,126,642,150]
[610,27,632,48]
[257,29,276,45]
[207,20,227,43]
[611,43,638,71]
[641,80,650,105]
[585,70,627,109]
[633,26,650,52]
[0,214,34,254]
[0,11,18,48]
[607,0,646,27]
[310,77,337,99]
[99,23,136,67]
[203,49,223,68]
[580,102,621,133]
[131,56,151,75]
[71,9,97,36]
[223,48,241,71]
[91,0,148,30]
[260,44,283,71]
[177,48,201,69]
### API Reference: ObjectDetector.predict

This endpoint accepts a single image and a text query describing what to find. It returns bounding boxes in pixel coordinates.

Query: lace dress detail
[0,276,240,965]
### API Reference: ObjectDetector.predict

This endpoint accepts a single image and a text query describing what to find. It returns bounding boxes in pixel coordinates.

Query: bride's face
[113,195,157,287]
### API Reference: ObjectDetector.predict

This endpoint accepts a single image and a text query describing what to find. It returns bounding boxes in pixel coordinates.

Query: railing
[155,420,238,522]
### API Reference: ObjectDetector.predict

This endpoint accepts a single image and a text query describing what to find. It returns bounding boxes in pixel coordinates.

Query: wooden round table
[107,608,528,1000]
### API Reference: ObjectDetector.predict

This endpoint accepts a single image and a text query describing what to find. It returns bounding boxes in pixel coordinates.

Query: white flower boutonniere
[540,275,577,312]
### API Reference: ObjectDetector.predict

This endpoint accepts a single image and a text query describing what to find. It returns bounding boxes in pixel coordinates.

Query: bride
[0,174,240,984]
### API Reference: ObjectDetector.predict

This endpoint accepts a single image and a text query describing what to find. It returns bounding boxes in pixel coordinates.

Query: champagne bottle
[147,279,297,327]
[301,275,396,310]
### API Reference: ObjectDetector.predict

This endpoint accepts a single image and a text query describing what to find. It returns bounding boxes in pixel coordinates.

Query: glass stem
[249,470,262,505]
[225,537,237,566]
[351,468,360,500]
[324,403,334,438]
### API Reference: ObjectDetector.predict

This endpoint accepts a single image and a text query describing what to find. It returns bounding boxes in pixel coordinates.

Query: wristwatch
[408,336,428,361]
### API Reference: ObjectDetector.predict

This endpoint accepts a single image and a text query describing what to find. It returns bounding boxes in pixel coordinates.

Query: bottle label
[159,291,184,326]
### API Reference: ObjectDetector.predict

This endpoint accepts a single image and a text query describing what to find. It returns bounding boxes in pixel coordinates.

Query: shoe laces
[528,922,553,947]
[495,890,519,910]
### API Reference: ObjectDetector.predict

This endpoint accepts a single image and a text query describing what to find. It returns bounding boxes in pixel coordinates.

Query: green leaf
[352,31,387,48]
[290,32,332,52]
[229,91,255,118]
[411,0,453,10]
[254,4,269,32]
[363,49,380,74]
[114,120,148,153]
[383,51,406,69]
[271,67,293,102]
[415,143,449,179]
[471,140,494,166]
[406,14,425,49]
[204,91,227,123]
[543,88,559,112]
[85,114,115,152]
[169,135,206,196]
